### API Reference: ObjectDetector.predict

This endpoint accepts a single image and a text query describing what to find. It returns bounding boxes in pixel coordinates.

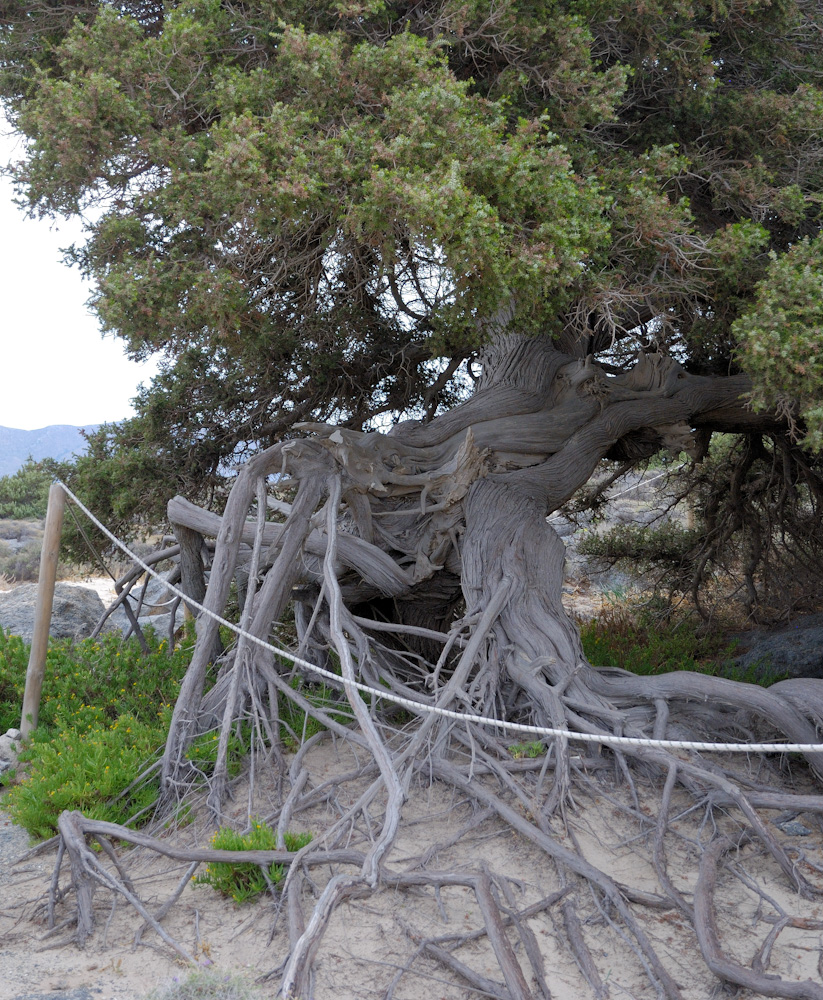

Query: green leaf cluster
[579,523,699,566]
[0,458,57,520]
[0,626,194,837]
[194,822,312,904]
[5,711,170,840]
[734,235,823,451]
[579,603,738,679]
[0,626,193,734]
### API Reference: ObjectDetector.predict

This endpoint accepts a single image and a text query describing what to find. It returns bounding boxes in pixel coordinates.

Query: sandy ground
[1,549,821,999]
[2,737,823,1000]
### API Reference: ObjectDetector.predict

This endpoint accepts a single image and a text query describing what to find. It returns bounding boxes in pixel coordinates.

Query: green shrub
[509,741,546,759]
[194,822,312,904]
[185,724,251,778]
[0,627,195,837]
[4,710,171,839]
[578,523,698,566]
[0,627,193,735]
[579,603,739,678]
[0,458,56,520]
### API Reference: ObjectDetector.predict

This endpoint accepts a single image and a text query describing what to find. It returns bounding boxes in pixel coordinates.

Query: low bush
[578,602,782,683]
[0,627,194,837]
[0,625,348,840]
[185,724,252,779]
[194,821,312,904]
[0,539,43,582]
[509,741,546,759]
[277,678,351,749]
[0,627,194,735]
[146,969,266,1000]
[579,522,698,565]
[4,711,172,839]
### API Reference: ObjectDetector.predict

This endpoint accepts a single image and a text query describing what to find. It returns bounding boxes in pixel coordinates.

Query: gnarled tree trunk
[141,330,823,1000]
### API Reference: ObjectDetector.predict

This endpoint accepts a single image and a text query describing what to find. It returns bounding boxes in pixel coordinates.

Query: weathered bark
[170,524,206,614]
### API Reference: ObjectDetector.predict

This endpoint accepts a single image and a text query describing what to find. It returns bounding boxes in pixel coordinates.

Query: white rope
[56,480,823,756]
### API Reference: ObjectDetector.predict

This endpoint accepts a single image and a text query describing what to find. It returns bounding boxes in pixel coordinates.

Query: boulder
[732,613,823,682]
[131,573,176,613]
[0,728,22,774]
[103,599,184,639]
[0,583,105,643]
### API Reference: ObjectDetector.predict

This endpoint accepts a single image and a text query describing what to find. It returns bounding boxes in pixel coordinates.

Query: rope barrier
[56,480,823,756]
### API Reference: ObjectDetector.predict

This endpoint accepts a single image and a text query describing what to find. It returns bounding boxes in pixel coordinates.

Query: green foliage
[0,627,193,735]
[508,741,545,759]
[1,0,823,592]
[277,679,351,749]
[185,724,251,779]
[0,458,56,520]
[734,234,823,451]
[5,711,170,839]
[51,420,199,564]
[578,603,784,684]
[579,523,698,569]
[0,627,194,837]
[194,822,312,904]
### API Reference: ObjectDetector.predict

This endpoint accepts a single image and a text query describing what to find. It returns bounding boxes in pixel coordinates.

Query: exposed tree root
[693,836,823,999]
[44,335,823,997]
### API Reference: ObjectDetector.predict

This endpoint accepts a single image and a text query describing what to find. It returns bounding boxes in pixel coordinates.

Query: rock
[0,728,22,774]
[776,820,813,837]
[103,604,183,639]
[0,583,105,643]
[139,611,180,640]
[101,570,181,633]
[131,572,177,613]
[732,613,823,682]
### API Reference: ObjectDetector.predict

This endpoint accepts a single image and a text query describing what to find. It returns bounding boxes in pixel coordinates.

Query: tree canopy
[1,0,823,599]
[2,1,821,433]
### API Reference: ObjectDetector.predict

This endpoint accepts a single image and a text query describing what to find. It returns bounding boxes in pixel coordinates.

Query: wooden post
[20,482,66,738]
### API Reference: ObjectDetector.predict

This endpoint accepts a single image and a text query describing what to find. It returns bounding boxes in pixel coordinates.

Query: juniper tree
[3,3,823,996]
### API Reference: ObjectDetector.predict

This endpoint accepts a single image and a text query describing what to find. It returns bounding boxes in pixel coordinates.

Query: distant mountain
[0,424,98,478]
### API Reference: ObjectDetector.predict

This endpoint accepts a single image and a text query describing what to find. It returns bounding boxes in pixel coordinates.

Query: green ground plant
[0,624,350,839]
[508,741,546,759]
[185,724,252,779]
[4,710,172,839]
[0,627,194,735]
[578,602,782,683]
[277,678,352,749]
[194,822,312,904]
[1,627,195,837]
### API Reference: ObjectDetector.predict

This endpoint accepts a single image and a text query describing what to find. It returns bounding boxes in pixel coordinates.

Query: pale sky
[0,119,159,431]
